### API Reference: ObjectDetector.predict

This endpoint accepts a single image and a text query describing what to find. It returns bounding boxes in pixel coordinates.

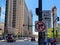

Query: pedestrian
[50,38,53,45]
[47,38,53,45]
[52,38,57,45]
[44,38,48,45]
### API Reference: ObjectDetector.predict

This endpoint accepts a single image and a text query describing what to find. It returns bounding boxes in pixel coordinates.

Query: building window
[12,0,16,28]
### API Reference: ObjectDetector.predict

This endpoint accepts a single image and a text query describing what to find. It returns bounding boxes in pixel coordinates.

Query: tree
[57,27,60,38]
[47,27,60,38]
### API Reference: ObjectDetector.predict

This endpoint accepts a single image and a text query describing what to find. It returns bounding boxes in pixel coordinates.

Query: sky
[0,0,60,34]
[25,0,60,34]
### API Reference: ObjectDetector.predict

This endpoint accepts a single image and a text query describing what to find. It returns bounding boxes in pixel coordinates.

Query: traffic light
[36,8,41,15]
[36,8,39,15]
[57,17,59,21]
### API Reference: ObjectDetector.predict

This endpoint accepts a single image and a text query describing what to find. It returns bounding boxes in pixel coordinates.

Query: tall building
[0,22,4,36]
[4,0,32,36]
[28,10,33,36]
[42,10,57,37]
[42,10,51,29]
[42,10,51,36]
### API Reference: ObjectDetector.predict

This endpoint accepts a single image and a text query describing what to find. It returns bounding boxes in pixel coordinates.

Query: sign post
[36,0,46,45]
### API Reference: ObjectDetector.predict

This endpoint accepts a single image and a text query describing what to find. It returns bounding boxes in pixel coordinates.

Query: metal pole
[52,6,57,38]
[38,0,42,45]
[38,0,45,45]
[53,14,54,38]
[28,16,29,38]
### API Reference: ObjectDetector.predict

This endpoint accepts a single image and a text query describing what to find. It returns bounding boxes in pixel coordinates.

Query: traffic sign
[35,21,46,32]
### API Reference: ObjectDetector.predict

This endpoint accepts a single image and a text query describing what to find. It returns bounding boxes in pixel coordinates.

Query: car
[6,34,16,42]
[0,37,3,40]
[31,37,35,41]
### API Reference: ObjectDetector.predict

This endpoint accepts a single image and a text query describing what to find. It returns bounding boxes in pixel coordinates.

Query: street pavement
[0,41,38,45]
[0,40,60,45]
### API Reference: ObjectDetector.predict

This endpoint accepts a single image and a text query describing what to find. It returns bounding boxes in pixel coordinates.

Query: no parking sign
[35,21,46,32]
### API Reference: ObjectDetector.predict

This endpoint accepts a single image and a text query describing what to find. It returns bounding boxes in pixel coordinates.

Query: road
[0,41,38,45]
[0,41,60,45]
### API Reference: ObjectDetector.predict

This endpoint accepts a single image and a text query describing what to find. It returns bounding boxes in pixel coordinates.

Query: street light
[0,7,1,24]
[52,6,57,38]
[0,7,1,19]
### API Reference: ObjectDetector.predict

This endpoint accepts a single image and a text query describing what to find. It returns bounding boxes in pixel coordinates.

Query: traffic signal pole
[36,0,45,45]
[38,0,45,45]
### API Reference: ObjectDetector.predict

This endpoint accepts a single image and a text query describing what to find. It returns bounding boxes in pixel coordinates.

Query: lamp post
[0,7,1,31]
[52,6,57,38]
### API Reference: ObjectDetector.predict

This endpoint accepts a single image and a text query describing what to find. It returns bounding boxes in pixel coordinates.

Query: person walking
[44,38,48,45]
[52,38,57,45]
[47,37,53,45]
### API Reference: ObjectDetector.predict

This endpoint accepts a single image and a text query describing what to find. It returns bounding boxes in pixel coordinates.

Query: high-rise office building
[4,0,32,36]
[28,10,33,36]
[0,22,4,36]
[42,10,51,29]
[0,7,4,36]
[42,10,57,37]
[41,10,57,29]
